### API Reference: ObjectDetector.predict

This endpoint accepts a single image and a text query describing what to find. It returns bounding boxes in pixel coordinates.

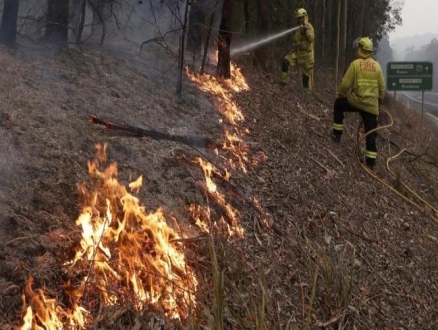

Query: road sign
[387,61,433,91]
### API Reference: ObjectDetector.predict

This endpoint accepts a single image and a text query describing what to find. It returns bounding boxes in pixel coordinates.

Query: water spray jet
[230,26,302,56]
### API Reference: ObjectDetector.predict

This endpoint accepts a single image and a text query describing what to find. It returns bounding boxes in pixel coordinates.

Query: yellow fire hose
[356,107,438,223]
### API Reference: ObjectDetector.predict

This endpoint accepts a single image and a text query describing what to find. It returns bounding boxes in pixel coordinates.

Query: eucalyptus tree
[217,0,233,78]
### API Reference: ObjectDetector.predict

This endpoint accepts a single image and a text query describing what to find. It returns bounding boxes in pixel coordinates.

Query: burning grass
[20,143,198,329]
[3,44,437,330]
[187,63,252,172]
[16,60,258,329]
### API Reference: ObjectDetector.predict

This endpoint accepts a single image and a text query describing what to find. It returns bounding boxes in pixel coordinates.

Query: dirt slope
[0,42,437,329]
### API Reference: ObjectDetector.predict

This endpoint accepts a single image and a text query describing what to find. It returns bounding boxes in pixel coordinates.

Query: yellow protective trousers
[281,52,313,91]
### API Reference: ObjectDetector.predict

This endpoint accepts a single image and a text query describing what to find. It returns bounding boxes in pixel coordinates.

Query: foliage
[0,0,404,69]
[366,0,403,43]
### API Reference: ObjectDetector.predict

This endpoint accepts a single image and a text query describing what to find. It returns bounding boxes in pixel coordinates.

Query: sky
[389,0,438,41]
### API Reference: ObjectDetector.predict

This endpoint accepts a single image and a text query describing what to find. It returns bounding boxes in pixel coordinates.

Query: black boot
[331,131,341,144]
[366,158,376,170]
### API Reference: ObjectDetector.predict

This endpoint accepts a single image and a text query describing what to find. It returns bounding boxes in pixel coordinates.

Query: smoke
[0,116,32,228]
[13,1,187,48]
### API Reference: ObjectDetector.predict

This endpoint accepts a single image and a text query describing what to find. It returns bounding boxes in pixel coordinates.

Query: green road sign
[387,61,433,91]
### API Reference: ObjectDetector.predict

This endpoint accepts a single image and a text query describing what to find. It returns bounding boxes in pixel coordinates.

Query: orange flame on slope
[190,157,244,237]
[187,62,251,173]
[20,144,197,329]
[20,276,87,329]
[187,63,248,126]
[186,62,253,235]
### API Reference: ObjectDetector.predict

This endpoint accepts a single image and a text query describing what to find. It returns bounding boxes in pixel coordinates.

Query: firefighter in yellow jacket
[332,37,386,169]
[280,8,314,92]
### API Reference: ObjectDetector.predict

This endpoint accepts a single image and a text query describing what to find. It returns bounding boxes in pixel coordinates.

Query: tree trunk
[243,0,249,34]
[348,0,366,64]
[45,0,69,46]
[327,0,334,60]
[217,0,233,78]
[0,0,19,46]
[340,0,347,73]
[335,0,341,91]
[321,0,326,59]
[201,0,221,75]
[363,0,369,36]
[70,0,86,44]
[176,0,190,95]
[254,0,269,69]
[88,0,106,45]
[187,0,206,59]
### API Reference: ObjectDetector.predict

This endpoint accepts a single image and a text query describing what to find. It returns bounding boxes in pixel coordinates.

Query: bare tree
[70,0,86,44]
[217,0,233,78]
[0,0,19,46]
[187,0,206,58]
[349,0,367,64]
[340,0,347,74]
[176,0,190,95]
[243,0,249,34]
[200,0,222,74]
[253,0,269,69]
[45,0,69,46]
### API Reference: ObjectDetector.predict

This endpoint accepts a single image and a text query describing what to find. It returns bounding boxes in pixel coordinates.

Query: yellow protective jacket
[294,22,314,67]
[337,54,386,116]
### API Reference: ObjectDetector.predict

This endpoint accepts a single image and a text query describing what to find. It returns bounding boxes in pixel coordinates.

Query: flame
[191,157,244,237]
[19,60,261,328]
[187,63,248,126]
[71,144,197,315]
[186,61,254,237]
[187,62,252,173]
[20,144,197,329]
[20,275,85,329]
[226,63,250,92]
[222,129,249,172]
[189,204,211,234]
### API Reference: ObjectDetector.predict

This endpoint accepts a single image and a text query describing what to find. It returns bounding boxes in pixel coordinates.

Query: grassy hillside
[0,42,437,329]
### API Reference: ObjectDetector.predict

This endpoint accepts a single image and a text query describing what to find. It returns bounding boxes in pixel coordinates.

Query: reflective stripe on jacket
[338,57,386,116]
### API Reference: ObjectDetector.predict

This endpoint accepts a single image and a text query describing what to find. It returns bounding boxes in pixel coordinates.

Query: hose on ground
[356,107,438,223]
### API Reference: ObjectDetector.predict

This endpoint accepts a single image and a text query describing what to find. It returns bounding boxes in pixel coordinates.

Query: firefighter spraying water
[280,8,315,92]
[231,8,315,92]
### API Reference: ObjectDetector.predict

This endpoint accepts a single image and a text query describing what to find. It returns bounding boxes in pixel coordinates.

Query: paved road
[398,91,438,115]
[394,91,438,131]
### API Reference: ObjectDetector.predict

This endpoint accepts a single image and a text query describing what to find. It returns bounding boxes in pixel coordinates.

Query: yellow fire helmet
[296,8,307,18]
[358,37,374,52]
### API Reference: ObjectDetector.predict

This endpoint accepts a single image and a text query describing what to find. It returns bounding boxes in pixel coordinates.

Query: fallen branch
[324,147,344,167]
[88,116,220,148]
[296,102,321,121]
[310,156,334,176]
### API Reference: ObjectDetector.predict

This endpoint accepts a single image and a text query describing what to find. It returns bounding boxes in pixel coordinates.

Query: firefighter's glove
[302,24,307,32]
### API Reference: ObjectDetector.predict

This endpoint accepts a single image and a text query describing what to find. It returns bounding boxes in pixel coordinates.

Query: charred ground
[0,42,437,329]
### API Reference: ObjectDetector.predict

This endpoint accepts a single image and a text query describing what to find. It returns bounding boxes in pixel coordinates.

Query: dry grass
[0,44,437,329]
